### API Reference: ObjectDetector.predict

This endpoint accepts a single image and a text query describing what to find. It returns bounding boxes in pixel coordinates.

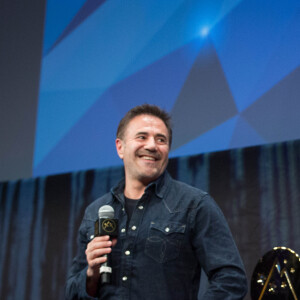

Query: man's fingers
[92,235,110,242]
[86,246,112,261]
[85,235,116,271]
[85,235,118,276]
[87,239,112,252]
[88,255,108,268]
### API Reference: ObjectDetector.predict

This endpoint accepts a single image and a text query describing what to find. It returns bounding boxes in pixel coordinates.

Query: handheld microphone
[95,205,118,285]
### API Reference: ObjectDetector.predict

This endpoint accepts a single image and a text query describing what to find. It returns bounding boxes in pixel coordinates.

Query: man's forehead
[120,114,168,141]
[127,114,167,131]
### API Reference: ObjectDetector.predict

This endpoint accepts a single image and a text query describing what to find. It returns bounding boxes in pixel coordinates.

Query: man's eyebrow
[156,133,168,139]
[135,131,148,136]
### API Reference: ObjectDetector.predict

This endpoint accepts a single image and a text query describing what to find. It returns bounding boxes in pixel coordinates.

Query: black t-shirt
[124,196,138,222]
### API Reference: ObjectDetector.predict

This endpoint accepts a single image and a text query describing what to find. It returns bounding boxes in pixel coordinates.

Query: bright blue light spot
[200,26,210,37]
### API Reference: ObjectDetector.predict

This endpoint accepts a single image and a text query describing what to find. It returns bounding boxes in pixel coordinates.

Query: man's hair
[116,104,173,146]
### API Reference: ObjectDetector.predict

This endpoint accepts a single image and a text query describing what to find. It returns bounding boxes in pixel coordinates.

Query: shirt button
[131,226,137,231]
[138,205,144,210]
[122,276,128,281]
[165,227,170,233]
[125,250,130,256]
[121,228,126,233]
[90,235,94,239]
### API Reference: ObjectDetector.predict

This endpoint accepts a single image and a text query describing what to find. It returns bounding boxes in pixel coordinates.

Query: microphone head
[98,205,115,219]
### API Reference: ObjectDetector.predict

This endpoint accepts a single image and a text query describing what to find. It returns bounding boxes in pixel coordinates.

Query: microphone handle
[100,254,112,285]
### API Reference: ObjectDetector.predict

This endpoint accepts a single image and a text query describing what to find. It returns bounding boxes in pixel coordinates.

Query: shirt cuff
[79,267,99,300]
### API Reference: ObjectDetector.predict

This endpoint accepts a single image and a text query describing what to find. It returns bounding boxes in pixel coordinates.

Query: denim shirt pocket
[145,221,186,263]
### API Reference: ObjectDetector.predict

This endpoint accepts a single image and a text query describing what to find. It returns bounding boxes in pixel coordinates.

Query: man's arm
[192,195,248,299]
[65,218,96,300]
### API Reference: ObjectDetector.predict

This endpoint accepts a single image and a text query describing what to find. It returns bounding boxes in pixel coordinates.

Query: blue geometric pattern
[35,0,300,177]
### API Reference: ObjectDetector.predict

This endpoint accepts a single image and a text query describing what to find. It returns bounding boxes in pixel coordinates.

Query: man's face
[116,114,170,186]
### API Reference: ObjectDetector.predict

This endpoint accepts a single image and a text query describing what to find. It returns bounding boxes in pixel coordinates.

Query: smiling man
[116,113,170,198]
[65,104,248,300]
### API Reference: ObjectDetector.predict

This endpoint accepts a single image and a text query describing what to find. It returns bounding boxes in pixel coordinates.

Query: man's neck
[124,185,145,199]
[124,179,148,199]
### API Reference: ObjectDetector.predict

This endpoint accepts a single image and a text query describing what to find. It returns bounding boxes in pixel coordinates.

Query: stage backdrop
[34,0,300,177]
[1,0,300,182]
[1,139,300,299]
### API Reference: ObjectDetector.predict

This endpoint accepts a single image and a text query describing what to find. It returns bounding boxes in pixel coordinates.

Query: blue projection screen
[35,0,300,177]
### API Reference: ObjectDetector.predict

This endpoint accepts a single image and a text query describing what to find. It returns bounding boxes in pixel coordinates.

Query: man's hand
[85,235,117,296]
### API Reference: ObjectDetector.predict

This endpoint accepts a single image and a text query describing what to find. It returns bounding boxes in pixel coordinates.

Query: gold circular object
[101,219,117,233]
[251,247,300,300]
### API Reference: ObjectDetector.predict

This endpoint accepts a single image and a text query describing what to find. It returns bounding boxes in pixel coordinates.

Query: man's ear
[115,138,124,159]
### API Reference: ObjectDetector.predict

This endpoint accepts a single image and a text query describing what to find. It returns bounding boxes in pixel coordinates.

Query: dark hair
[116,104,172,146]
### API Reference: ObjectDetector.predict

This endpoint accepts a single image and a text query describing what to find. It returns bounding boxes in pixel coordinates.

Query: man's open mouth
[140,155,157,161]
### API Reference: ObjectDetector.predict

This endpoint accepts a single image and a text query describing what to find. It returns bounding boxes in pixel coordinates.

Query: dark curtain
[1,140,300,299]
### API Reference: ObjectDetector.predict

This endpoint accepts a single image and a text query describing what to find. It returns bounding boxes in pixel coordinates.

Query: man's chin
[139,171,161,184]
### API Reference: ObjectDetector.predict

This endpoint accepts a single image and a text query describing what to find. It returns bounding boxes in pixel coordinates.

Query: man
[65,104,248,299]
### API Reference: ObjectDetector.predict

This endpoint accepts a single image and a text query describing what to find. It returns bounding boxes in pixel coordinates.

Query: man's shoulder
[160,174,211,212]
[169,176,208,198]
[83,192,113,220]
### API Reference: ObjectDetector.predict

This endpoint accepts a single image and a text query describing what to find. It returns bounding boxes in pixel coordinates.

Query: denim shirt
[65,171,247,300]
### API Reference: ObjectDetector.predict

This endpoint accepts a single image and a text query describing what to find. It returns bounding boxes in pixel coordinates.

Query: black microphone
[95,205,118,285]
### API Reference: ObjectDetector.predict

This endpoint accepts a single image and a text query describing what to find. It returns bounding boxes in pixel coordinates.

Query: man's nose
[145,137,157,150]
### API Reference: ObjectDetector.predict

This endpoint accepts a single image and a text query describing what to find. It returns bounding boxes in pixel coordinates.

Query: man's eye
[137,136,146,139]
[157,138,167,143]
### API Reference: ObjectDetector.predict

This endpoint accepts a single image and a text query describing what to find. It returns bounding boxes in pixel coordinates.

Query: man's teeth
[142,156,155,161]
